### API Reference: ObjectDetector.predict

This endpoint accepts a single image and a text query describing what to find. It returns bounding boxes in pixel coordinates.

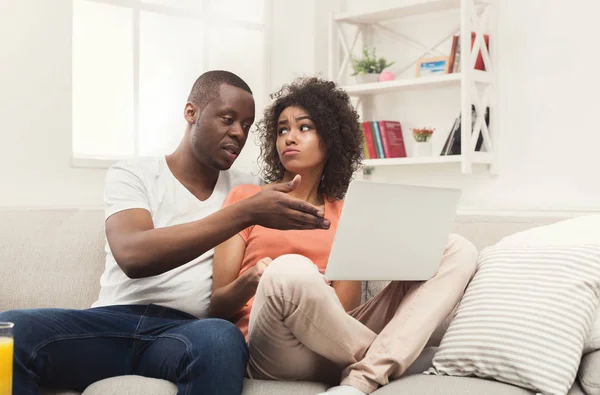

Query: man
[0,70,330,395]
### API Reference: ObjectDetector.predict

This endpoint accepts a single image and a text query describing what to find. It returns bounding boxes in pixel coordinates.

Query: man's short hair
[188,70,253,111]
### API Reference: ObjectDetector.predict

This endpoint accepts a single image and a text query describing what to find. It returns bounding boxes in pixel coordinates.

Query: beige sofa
[0,209,590,395]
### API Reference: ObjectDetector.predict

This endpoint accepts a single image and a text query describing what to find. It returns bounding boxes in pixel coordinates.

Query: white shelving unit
[328,0,497,174]
[362,151,493,167]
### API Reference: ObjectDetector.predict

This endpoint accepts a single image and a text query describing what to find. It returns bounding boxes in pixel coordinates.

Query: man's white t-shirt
[92,156,260,318]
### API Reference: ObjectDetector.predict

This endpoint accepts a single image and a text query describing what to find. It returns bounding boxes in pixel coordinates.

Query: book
[448,35,459,73]
[440,115,461,155]
[449,32,490,73]
[360,124,369,159]
[440,105,489,156]
[378,121,406,158]
[370,121,385,158]
[361,121,406,159]
[362,122,377,159]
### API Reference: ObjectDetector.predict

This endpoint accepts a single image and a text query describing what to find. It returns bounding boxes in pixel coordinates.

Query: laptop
[324,180,461,281]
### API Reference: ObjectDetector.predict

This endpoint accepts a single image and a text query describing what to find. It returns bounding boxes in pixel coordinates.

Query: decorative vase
[413,140,432,157]
[356,73,380,84]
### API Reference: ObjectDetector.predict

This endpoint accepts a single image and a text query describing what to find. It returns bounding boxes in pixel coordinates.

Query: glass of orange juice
[0,322,14,395]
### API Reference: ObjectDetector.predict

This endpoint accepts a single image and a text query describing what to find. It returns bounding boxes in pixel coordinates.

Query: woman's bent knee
[261,254,322,285]
[267,254,318,274]
[257,255,327,304]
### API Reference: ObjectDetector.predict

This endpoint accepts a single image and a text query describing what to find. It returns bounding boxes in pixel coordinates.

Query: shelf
[333,0,496,175]
[334,0,491,24]
[342,71,492,96]
[362,152,493,167]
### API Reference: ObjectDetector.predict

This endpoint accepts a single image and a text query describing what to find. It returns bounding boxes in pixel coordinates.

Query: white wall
[270,0,344,86]
[3,0,599,214]
[0,0,107,208]
[343,0,600,214]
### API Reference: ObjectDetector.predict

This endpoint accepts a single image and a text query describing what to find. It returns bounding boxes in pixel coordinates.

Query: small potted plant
[351,48,395,83]
[411,127,435,157]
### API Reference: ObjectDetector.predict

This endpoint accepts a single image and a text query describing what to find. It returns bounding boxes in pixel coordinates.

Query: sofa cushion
[42,376,587,395]
[241,379,329,394]
[61,349,438,395]
[370,375,586,395]
[0,209,106,311]
[427,244,600,395]
[42,391,81,395]
[81,376,176,395]
[79,376,329,395]
[495,214,600,353]
[38,350,434,395]
[495,214,600,247]
[372,375,534,395]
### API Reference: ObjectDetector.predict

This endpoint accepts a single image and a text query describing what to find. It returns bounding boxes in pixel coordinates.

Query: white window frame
[70,0,272,168]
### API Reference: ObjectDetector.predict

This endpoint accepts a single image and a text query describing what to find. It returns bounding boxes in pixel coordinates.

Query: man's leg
[246,255,376,385]
[0,305,144,395]
[135,317,249,395]
[338,234,478,392]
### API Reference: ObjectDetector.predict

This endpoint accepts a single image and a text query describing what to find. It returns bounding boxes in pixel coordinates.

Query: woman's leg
[246,254,376,385]
[338,234,478,393]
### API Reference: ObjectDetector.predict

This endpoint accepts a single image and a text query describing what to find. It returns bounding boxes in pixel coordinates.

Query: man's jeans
[0,304,248,395]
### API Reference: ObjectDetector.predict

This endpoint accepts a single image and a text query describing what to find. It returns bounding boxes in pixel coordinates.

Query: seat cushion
[50,348,437,395]
[81,376,177,395]
[41,376,586,395]
[41,390,81,395]
[78,376,329,395]
[371,375,536,395]
[371,375,586,394]
[242,379,329,394]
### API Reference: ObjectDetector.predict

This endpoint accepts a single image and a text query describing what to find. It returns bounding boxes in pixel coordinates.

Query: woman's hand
[245,257,273,288]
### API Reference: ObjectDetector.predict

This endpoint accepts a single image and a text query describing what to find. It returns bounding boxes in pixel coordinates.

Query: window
[72,0,269,170]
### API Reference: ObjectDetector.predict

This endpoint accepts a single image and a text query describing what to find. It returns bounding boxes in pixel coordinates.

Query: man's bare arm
[106,203,252,279]
[106,176,330,279]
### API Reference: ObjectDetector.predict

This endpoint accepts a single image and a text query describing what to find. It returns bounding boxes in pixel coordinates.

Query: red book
[471,32,490,71]
[376,121,392,158]
[361,122,377,159]
[448,35,458,73]
[378,121,406,158]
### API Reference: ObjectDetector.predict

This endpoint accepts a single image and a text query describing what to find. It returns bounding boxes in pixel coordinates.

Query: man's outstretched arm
[106,174,329,279]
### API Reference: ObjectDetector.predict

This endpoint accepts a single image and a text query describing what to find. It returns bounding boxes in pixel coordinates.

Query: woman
[210,77,478,395]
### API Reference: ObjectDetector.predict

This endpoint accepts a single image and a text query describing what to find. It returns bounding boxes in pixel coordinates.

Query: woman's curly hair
[256,76,363,200]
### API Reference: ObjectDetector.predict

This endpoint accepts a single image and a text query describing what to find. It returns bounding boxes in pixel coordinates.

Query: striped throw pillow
[425,245,600,395]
